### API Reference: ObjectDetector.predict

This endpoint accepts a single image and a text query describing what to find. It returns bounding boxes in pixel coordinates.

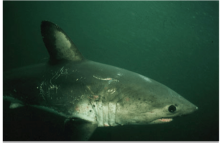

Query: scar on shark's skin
[87,95,99,100]
[93,75,119,82]
[107,88,116,94]
[125,97,130,102]
[86,86,95,94]
[92,76,118,94]
[39,81,46,100]
[93,95,99,99]
[86,86,100,100]
[41,67,69,98]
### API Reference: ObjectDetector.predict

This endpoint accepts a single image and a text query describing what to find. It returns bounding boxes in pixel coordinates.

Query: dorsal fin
[41,21,84,64]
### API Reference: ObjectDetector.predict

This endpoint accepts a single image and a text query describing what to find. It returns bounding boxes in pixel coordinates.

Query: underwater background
[3,1,218,141]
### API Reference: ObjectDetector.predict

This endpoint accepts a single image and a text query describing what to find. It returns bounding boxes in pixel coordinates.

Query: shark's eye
[168,105,176,113]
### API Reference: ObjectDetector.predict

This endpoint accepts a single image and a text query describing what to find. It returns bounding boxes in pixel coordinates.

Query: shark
[3,21,198,141]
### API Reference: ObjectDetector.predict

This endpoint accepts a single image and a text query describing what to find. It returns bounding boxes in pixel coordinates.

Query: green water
[3,1,219,141]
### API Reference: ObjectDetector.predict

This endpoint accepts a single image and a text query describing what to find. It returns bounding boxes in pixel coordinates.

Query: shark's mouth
[150,118,173,124]
[158,118,173,122]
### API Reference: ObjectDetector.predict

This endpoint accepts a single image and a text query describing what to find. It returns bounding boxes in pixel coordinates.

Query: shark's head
[115,74,198,125]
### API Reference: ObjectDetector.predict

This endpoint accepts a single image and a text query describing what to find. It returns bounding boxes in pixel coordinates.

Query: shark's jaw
[149,118,173,124]
[158,118,173,122]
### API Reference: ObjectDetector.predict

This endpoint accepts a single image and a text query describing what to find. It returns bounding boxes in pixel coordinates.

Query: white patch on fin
[55,31,71,49]
[9,103,24,109]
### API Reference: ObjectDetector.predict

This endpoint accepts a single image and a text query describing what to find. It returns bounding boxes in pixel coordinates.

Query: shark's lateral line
[3,21,198,140]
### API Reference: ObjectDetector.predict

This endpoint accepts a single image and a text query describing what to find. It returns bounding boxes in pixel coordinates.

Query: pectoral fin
[64,118,98,141]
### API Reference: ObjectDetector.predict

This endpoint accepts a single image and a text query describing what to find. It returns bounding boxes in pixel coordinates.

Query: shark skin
[3,21,198,141]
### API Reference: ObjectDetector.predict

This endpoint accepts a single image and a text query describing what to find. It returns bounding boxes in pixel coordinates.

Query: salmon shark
[3,21,198,141]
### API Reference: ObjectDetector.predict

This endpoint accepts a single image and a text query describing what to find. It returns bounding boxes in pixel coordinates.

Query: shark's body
[3,21,198,141]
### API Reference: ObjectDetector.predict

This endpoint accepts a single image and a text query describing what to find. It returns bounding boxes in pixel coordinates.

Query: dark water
[3,1,219,141]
